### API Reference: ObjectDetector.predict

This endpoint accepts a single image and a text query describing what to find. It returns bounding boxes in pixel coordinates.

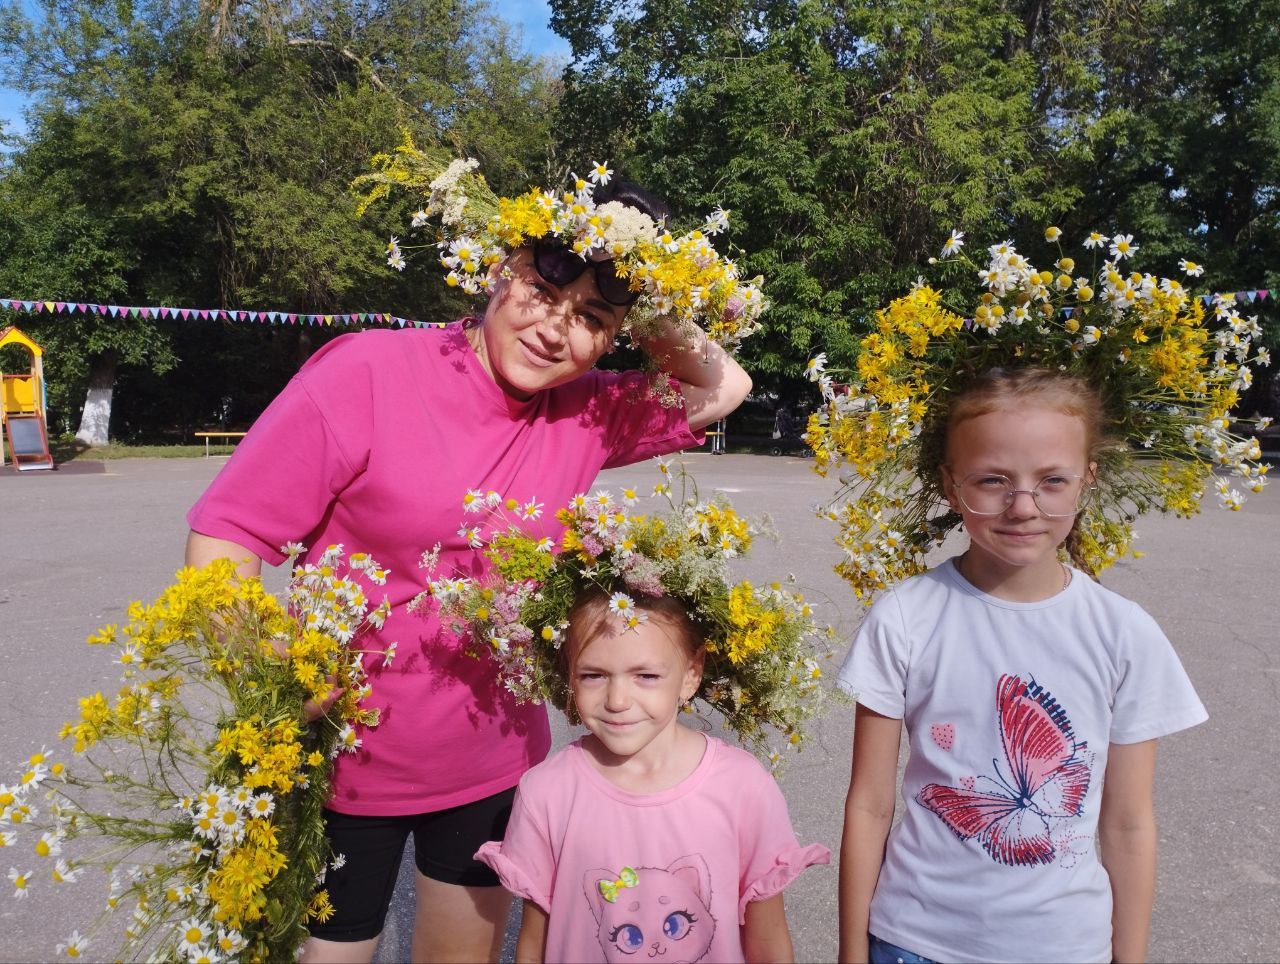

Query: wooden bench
[194,431,248,457]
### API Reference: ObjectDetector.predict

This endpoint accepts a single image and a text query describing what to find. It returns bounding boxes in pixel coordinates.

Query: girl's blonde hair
[938,368,1113,575]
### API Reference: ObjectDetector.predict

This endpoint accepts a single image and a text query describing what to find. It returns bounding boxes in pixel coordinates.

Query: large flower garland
[805,228,1271,603]
[415,464,833,766]
[354,131,766,349]
[1,547,391,962]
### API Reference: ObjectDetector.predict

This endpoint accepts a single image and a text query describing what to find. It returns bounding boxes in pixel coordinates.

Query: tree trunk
[75,351,118,446]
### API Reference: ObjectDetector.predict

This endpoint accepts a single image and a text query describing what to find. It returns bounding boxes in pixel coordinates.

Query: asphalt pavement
[0,453,1275,962]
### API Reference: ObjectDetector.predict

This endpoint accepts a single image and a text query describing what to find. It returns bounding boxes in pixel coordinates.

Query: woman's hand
[635,320,752,430]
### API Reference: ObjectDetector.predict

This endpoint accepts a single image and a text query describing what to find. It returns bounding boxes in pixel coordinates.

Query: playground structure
[0,326,54,470]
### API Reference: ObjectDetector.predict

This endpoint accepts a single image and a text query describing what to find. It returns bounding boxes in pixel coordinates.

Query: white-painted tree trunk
[75,353,117,446]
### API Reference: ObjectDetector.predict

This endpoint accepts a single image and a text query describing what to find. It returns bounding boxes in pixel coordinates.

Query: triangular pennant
[129,307,139,318]
[108,305,119,317]
[199,310,209,320]
[10,300,21,311]
[178,308,189,320]
[1259,290,1269,301]
[42,301,54,312]
[96,304,108,314]
[22,300,34,311]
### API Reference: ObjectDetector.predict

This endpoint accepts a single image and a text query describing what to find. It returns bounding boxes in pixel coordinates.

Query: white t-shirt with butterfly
[838,558,1207,964]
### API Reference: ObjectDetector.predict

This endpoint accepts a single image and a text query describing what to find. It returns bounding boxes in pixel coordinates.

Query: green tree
[0,0,560,442]
[549,0,1095,397]
[548,0,1279,416]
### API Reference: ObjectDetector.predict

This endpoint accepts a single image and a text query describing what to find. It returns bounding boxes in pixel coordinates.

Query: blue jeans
[869,934,936,964]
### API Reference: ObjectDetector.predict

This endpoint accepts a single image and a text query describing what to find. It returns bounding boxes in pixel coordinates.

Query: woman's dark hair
[592,179,671,227]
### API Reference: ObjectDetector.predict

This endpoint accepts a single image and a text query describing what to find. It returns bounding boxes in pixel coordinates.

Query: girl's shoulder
[517,741,582,796]
[701,738,779,794]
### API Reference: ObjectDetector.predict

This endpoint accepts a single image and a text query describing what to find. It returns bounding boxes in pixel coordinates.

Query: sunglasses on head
[532,239,639,307]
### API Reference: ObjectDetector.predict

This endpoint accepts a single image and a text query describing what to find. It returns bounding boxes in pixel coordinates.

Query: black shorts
[308,786,516,942]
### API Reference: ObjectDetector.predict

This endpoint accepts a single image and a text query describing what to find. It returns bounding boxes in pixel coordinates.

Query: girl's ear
[680,651,704,704]
[941,465,962,513]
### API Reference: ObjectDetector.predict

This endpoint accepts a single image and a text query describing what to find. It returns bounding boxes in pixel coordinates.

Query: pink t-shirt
[187,321,702,815]
[476,736,829,964]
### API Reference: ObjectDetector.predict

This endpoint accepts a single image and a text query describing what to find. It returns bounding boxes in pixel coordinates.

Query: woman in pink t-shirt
[185,181,752,963]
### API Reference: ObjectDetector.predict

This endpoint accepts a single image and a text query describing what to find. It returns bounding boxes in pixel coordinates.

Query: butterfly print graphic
[917,674,1092,867]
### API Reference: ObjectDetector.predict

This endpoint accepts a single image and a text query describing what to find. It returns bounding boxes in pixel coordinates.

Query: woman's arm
[635,322,752,431]
[1099,739,1159,964]
[839,705,903,964]
[742,893,794,963]
[185,530,263,579]
[514,900,549,964]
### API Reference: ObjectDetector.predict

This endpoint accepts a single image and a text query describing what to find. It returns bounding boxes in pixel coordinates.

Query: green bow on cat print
[598,867,639,903]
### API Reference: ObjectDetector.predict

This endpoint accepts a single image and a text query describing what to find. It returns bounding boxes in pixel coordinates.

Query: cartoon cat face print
[583,854,717,963]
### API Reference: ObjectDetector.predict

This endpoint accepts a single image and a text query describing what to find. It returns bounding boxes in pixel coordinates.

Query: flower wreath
[804,227,1271,603]
[354,131,766,349]
[1,547,392,962]
[415,463,833,766]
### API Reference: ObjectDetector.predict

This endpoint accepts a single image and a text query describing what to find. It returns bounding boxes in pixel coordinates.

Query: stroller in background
[770,406,811,457]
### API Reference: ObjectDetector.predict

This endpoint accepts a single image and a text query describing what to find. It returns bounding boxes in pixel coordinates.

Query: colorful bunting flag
[0,298,445,330]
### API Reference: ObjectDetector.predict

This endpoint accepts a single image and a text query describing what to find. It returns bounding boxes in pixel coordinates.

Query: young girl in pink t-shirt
[477,590,829,964]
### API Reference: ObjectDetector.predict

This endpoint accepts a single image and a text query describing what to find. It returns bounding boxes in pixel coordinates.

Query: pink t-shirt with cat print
[476,736,829,964]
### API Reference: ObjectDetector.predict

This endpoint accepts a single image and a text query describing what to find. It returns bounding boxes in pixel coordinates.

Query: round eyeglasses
[949,472,1091,518]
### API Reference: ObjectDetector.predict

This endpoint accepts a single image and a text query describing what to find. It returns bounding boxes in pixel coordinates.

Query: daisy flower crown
[412,463,833,766]
[354,131,766,349]
[805,227,1271,603]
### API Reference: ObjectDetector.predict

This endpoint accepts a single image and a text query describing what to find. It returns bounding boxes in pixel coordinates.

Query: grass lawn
[51,440,240,460]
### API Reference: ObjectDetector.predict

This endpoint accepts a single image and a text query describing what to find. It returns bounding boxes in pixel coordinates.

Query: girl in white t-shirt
[838,368,1207,964]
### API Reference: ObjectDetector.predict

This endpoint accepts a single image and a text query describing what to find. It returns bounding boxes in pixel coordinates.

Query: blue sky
[0,0,569,139]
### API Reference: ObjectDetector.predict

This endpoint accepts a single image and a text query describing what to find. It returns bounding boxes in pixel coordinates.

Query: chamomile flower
[335,724,362,755]
[805,353,827,381]
[52,859,81,883]
[1044,226,1062,242]
[9,866,31,897]
[1109,234,1138,260]
[1178,258,1205,277]
[607,592,637,617]
[1083,231,1109,249]
[940,230,965,256]
[248,793,275,819]
[177,917,212,956]
[588,161,613,185]
[34,831,62,859]
[622,612,650,632]
[331,853,347,870]
[56,931,88,959]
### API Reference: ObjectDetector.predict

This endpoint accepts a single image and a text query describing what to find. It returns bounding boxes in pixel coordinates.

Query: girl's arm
[742,893,794,964]
[1099,739,1159,964]
[635,322,752,430]
[839,705,903,964]
[514,900,549,964]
